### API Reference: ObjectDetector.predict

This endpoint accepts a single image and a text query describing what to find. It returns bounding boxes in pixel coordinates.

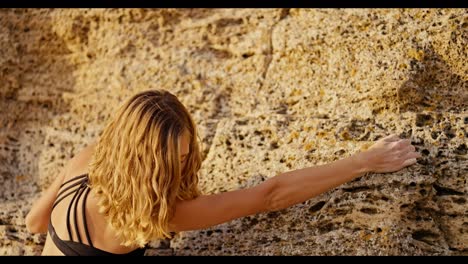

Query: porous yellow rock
[0,8,466,256]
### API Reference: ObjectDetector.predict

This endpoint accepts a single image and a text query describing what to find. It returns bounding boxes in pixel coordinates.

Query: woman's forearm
[263,134,420,212]
[266,152,369,211]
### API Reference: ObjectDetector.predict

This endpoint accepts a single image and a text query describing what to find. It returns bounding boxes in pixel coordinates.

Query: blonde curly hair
[88,90,202,247]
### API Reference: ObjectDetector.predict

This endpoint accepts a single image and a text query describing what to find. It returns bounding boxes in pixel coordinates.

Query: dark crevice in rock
[342,185,372,193]
[200,120,220,162]
[279,8,290,20]
[360,207,379,215]
[433,184,464,196]
[412,230,440,245]
[397,46,468,114]
[260,8,290,81]
[453,143,467,155]
[308,201,326,213]
[199,90,231,161]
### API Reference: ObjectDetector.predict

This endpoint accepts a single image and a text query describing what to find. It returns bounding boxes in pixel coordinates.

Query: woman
[25,90,421,255]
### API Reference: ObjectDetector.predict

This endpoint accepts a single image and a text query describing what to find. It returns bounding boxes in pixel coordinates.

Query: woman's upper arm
[25,142,96,233]
[25,169,66,233]
[169,181,274,232]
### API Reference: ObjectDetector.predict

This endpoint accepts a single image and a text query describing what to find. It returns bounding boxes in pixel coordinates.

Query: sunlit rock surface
[0,9,466,255]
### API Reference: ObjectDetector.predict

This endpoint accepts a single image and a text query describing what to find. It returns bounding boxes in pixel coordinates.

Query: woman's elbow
[25,213,47,234]
[25,213,37,233]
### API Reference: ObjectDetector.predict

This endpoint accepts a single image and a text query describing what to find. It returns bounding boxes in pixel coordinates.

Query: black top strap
[53,180,85,209]
[60,174,87,188]
[66,185,81,241]
[73,183,86,244]
[53,174,95,247]
[82,187,94,248]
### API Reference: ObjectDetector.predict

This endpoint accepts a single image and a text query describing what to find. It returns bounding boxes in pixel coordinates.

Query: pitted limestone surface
[0,9,466,255]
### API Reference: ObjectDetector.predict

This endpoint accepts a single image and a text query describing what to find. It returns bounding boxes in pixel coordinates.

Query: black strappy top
[48,174,146,256]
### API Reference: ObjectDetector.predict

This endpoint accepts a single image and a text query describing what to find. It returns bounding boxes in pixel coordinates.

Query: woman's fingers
[406,145,416,153]
[397,145,416,155]
[403,151,422,160]
[396,152,421,169]
[401,158,417,167]
[382,134,400,142]
[395,139,412,149]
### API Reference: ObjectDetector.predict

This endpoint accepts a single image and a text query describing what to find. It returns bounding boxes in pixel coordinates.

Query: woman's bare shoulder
[63,142,97,181]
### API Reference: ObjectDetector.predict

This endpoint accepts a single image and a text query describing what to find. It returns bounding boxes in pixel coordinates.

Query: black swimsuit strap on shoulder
[48,174,146,256]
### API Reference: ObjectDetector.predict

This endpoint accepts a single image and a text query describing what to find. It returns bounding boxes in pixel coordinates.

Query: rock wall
[0,8,466,255]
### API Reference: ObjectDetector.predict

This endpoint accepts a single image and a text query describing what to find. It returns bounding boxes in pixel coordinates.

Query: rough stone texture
[0,8,466,256]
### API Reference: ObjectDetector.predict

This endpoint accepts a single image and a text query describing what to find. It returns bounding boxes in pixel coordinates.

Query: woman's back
[41,145,144,256]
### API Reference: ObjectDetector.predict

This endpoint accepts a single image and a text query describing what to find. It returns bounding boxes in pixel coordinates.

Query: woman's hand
[358,134,421,173]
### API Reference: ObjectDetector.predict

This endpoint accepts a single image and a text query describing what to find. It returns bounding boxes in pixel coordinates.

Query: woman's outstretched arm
[169,134,421,232]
